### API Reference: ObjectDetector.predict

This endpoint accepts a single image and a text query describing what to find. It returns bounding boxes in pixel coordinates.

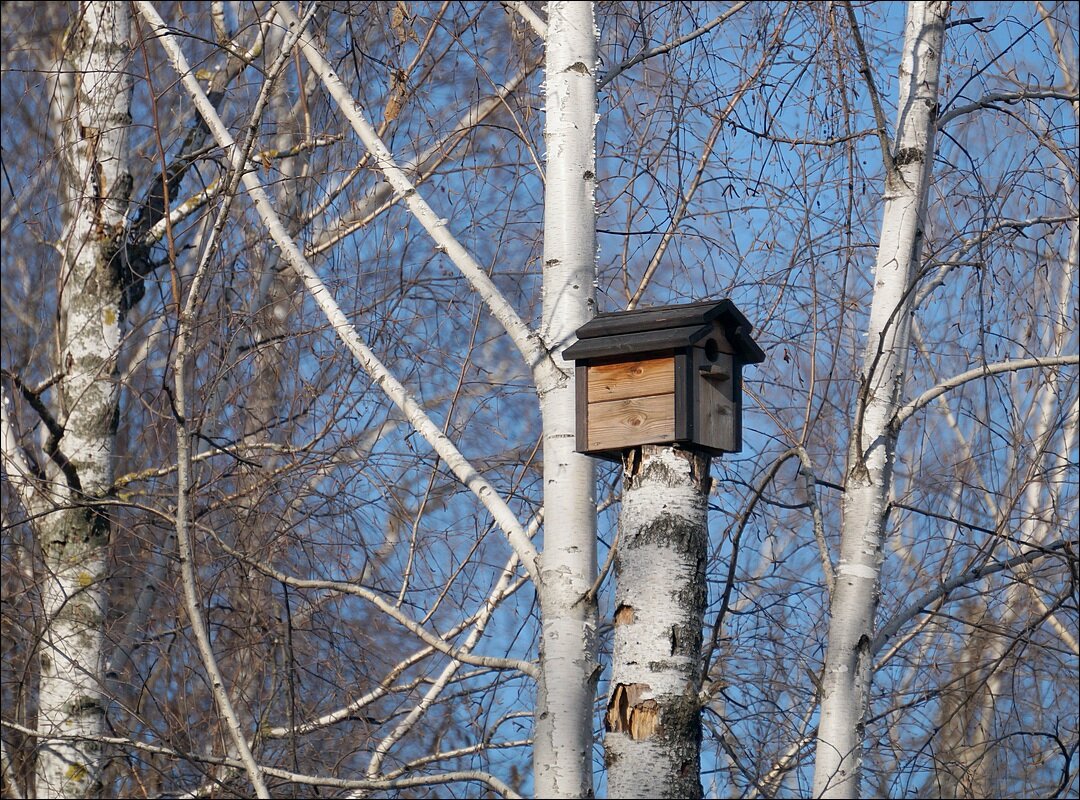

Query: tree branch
[598,2,748,89]
[0,383,42,516]
[272,2,554,386]
[891,355,1080,431]
[871,540,1072,657]
[842,0,896,175]
[208,530,539,677]
[136,1,542,585]
[500,1,547,39]
[0,720,523,799]
[938,87,1080,127]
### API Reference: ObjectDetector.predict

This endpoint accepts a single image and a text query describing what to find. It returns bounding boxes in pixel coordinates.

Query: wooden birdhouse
[563,299,765,460]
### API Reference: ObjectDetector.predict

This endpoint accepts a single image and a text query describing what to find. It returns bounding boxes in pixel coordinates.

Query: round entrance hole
[704,338,720,362]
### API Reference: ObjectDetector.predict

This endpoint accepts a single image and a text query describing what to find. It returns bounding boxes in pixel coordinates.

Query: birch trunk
[533,3,600,797]
[36,3,133,797]
[812,4,949,797]
[604,446,709,800]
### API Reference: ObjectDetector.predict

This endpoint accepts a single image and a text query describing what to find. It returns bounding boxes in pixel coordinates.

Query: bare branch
[136,1,542,585]
[1,384,43,516]
[500,1,547,39]
[891,355,1080,431]
[915,214,1076,309]
[211,536,538,677]
[938,87,1080,126]
[598,2,748,89]
[871,540,1072,657]
[272,2,554,386]
[0,720,523,799]
[842,0,896,175]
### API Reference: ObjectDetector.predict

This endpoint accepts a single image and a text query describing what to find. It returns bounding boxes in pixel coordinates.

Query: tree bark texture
[534,4,600,797]
[36,3,133,797]
[605,446,709,800]
[812,3,949,797]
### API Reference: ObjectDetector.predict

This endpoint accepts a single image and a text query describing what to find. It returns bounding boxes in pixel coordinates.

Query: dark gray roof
[563,299,765,364]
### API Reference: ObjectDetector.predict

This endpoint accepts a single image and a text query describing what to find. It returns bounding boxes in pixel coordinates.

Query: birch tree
[604,447,710,799]
[533,4,600,796]
[2,3,1076,798]
[813,4,951,796]
[0,3,133,796]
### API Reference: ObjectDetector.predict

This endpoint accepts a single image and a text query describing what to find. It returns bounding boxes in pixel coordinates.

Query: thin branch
[938,87,1080,126]
[209,529,539,678]
[795,447,834,597]
[500,1,547,39]
[152,3,309,795]
[136,1,542,585]
[0,721,522,799]
[871,540,1072,657]
[598,2,748,89]
[1035,1,1080,120]
[701,445,830,690]
[891,355,1080,431]
[842,0,895,175]
[914,213,1075,309]
[138,134,342,248]
[725,118,877,147]
[305,61,537,259]
[626,6,789,309]
[272,2,553,386]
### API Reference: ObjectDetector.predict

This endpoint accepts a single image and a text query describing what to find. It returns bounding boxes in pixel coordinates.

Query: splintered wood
[606,682,660,741]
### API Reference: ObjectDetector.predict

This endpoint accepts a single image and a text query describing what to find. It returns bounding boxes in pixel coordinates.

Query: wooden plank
[695,352,737,452]
[587,356,674,403]
[587,394,675,451]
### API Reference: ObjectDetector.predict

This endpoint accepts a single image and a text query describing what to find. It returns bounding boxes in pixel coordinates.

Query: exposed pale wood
[587,394,675,451]
[587,356,674,403]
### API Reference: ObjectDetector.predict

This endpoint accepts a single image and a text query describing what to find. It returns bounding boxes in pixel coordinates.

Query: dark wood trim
[674,351,691,442]
[575,364,589,453]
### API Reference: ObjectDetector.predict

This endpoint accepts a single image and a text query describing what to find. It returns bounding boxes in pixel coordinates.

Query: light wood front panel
[587,394,676,451]
[586,356,674,403]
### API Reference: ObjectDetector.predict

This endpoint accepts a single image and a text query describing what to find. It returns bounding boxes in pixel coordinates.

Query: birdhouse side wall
[693,345,739,452]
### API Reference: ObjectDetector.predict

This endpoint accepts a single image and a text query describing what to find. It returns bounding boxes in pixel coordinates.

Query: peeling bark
[605,446,709,799]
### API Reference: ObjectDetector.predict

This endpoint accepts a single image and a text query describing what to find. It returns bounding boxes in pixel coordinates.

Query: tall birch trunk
[36,3,133,797]
[813,4,949,797]
[603,446,709,799]
[533,3,599,797]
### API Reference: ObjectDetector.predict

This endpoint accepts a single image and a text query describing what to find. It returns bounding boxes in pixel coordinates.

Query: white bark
[604,447,709,800]
[35,4,133,797]
[813,3,950,797]
[533,3,599,797]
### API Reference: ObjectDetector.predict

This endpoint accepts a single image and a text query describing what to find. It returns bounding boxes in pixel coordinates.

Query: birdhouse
[563,299,765,460]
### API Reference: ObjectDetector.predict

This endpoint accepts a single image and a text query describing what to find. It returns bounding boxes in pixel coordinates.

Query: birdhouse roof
[563,299,766,364]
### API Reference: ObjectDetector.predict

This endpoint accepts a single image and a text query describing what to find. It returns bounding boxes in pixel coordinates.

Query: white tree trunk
[604,446,709,799]
[36,3,133,797]
[533,3,600,797]
[813,3,949,797]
